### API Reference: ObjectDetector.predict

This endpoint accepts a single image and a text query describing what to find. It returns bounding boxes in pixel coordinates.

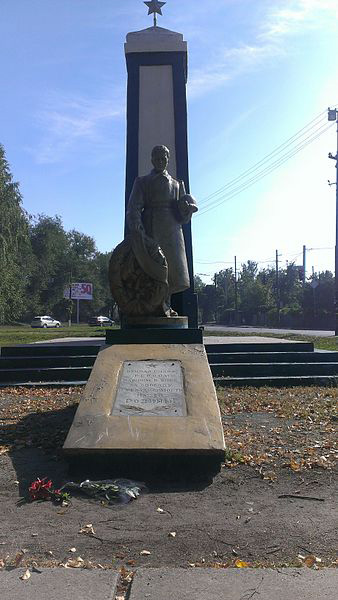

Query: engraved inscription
[112,360,186,417]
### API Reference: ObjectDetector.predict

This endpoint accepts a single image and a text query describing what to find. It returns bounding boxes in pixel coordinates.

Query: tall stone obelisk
[124,4,198,327]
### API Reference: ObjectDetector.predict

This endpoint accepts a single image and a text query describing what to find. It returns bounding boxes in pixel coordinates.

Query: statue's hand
[177,195,198,223]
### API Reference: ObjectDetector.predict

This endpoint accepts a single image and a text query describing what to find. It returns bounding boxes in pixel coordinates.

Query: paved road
[204,325,335,337]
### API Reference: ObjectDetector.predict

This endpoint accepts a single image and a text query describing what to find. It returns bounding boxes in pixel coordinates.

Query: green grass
[2,324,337,351]
[205,329,338,351]
[0,324,118,346]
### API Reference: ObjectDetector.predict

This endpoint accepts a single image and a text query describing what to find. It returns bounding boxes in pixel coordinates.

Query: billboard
[64,282,93,300]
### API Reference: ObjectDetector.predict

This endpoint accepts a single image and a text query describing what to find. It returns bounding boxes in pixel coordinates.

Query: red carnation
[29,478,53,501]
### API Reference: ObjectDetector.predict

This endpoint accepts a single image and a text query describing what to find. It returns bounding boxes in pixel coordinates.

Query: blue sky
[1,0,338,283]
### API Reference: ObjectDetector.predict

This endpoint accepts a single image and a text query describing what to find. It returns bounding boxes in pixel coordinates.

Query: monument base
[123,315,188,329]
[63,343,225,479]
[105,327,202,345]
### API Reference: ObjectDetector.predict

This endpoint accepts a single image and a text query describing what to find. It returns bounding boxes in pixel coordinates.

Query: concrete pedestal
[123,316,188,329]
[63,343,225,478]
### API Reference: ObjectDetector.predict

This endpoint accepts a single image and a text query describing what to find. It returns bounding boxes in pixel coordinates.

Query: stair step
[205,342,314,353]
[210,362,338,377]
[207,352,338,364]
[214,375,338,387]
[0,356,97,369]
[0,366,92,384]
[0,345,102,358]
[0,381,87,388]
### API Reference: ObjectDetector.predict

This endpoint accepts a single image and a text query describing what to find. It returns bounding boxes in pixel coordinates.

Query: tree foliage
[0,145,114,325]
[0,145,31,323]
[196,261,335,328]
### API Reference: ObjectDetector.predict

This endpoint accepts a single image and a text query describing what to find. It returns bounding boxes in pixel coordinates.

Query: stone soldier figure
[109,145,197,317]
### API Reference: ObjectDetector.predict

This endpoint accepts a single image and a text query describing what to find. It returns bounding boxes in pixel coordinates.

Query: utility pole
[276,249,280,325]
[234,256,238,325]
[328,107,338,335]
[302,245,306,288]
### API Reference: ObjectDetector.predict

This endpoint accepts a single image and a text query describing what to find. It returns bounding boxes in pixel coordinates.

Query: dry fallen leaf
[15,550,27,567]
[20,569,31,581]
[69,547,76,553]
[156,508,164,513]
[140,550,151,556]
[168,532,177,538]
[79,524,96,536]
[63,556,84,568]
[234,559,249,568]
[304,555,316,568]
[0,559,5,569]
[290,458,302,472]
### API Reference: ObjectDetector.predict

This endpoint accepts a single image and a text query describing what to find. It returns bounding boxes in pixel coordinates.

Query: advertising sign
[63,282,93,300]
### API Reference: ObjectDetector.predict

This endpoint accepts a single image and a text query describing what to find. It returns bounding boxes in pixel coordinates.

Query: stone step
[214,374,338,387]
[0,345,102,357]
[0,366,92,384]
[210,362,338,377]
[0,355,97,369]
[208,351,338,363]
[205,341,314,353]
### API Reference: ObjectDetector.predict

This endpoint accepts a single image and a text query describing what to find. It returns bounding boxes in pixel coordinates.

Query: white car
[31,316,61,328]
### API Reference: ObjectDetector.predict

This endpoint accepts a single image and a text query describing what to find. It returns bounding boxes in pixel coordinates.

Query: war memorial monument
[64,1,225,474]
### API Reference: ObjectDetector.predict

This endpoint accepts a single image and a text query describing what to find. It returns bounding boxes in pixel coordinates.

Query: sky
[1,0,338,284]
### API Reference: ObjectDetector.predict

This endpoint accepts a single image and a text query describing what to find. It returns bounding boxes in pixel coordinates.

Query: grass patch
[0,324,118,346]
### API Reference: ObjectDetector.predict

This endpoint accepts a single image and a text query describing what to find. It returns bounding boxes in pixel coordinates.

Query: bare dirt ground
[0,387,337,573]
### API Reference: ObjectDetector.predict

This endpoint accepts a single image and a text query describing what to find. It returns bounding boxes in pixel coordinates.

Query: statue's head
[151,145,170,172]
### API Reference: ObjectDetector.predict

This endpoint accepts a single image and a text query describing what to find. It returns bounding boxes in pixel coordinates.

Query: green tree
[0,145,31,323]
[27,215,70,317]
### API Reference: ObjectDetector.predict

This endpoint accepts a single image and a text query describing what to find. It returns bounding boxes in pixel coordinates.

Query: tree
[0,145,31,323]
[27,215,70,317]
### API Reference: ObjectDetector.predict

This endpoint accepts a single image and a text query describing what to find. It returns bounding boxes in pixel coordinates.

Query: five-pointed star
[144,0,166,16]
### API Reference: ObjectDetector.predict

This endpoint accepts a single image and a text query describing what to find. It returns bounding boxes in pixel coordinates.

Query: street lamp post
[328,107,338,336]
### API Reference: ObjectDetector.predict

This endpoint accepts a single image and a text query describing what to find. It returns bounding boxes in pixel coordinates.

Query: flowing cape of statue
[108,233,169,317]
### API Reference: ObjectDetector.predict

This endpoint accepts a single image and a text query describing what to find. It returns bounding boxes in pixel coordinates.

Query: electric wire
[198,120,332,213]
[198,109,329,207]
[197,122,334,217]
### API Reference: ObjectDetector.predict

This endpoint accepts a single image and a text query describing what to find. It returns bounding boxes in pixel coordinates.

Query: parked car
[88,316,114,327]
[31,316,61,328]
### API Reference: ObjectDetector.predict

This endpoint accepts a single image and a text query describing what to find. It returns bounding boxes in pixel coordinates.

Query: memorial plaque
[112,360,186,416]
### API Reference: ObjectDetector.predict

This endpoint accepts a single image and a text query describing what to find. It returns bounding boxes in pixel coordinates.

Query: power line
[199,109,328,207]
[195,248,332,269]
[197,122,334,217]
[198,121,333,214]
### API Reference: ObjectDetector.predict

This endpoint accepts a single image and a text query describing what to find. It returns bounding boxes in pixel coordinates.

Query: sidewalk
[1,568,337,600]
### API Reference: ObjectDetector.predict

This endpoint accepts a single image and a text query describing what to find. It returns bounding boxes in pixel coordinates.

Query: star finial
[144,1,166,27]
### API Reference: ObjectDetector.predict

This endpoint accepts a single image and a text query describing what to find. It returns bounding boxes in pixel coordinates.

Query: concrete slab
[35,335,294,346]
[129,568,338,600]
[204,335,295,345]
[0,568,118,600]
[63,343,225,455]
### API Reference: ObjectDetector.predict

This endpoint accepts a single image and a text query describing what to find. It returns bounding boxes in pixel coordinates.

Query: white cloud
[260,0,338,40]
[189,42,279,99]
[188,0,337,99]
[33,91,124,164]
